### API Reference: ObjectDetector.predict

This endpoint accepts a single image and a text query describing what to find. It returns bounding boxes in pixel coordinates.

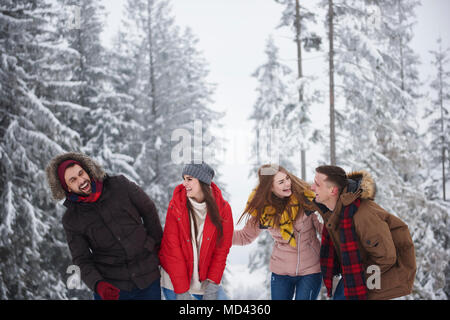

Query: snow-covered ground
[225,263,270,300]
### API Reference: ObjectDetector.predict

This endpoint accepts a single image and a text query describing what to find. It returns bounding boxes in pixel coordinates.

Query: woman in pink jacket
[233,164,323,300]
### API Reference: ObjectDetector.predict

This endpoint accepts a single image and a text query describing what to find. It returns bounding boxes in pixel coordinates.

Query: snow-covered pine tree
[421,37,450,298]
[106,12,149,192]
[40,2,89,137]
[244,2,326,299]
[119,0,222,220]
[58,0,139,182]
[246,36,298,298]
[114,0,161,207]
[424,37,450,202]
[321,0,449,299]
[249,36,296,174]
[100,33,144,183]
[330,0,423,179]
[117,0,229,293]
[0,0,82,299]
[274,0,323,180]
[360,0,449,300]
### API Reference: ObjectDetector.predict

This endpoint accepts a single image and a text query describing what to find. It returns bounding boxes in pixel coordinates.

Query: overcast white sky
[102,0,450,266]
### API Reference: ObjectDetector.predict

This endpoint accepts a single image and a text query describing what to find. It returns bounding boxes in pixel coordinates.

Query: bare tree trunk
[295,0,307,179]
[328,0,336,165]
[439,56,447,201]
[442,145,446,201]
[147,0,156,116]
[397,1,405,92]
[295,0,303,100]
[147,0,159,182]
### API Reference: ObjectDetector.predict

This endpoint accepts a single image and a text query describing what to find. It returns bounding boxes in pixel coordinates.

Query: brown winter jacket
[46,152,163,292]
[316,171,416,300]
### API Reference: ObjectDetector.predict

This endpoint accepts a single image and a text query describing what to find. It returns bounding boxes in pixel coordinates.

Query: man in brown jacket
[46,152,163,300]
[311,165,416,300]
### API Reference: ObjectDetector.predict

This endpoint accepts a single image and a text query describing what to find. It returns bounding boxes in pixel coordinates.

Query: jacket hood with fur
[45,152,106,201]
[340,170,377,206]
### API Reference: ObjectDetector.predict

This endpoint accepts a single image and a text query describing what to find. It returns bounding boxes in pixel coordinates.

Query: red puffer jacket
[159,182,234,294]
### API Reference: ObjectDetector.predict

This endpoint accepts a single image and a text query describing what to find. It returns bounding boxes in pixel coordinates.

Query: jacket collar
[46,152,107,202]
[170,182,226,250]
[63,175,110,208]
[327,170,376,230]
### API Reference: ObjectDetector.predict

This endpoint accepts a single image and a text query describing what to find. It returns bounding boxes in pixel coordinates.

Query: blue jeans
[94,279,161,300]
[333,278,346,300]
[271,272,322,300]
[162,286,228,300]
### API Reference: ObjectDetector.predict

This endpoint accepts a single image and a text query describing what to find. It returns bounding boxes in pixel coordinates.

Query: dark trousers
[94,278,161,300]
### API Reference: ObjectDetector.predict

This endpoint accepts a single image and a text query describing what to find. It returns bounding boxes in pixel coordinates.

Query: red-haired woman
[234,164,323,300]
[159,162,233,300]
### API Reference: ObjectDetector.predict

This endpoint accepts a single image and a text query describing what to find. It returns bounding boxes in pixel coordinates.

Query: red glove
[96,281,120,300]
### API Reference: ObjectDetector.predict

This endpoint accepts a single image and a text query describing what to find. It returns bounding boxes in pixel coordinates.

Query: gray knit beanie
[182,161,215,185]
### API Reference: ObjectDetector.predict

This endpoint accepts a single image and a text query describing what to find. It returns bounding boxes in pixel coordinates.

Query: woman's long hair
[186,181,223,244]
[238,164,316,228]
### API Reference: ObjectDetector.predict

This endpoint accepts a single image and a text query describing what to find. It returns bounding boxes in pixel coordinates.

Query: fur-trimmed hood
[340,170,377,206]
[45,152,106,201]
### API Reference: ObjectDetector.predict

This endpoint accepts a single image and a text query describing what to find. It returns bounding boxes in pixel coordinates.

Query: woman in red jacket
[159,161,233,300]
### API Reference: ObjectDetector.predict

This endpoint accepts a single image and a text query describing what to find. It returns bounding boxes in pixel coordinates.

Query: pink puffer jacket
[233,211,323,276]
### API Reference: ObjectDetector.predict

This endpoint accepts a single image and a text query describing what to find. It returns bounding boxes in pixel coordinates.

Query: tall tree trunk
[397,1,405,92]
[295,0,303,101]
[147,0,159,182]
[328,0,336,165]
[147,0,156,116]
[295,0,306,179]
[439,57,447,201]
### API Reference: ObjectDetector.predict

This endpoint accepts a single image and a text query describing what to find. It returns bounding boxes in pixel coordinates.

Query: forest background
[0,0,449,299]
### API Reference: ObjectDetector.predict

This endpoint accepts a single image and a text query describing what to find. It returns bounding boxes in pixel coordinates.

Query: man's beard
[73,180,92,196]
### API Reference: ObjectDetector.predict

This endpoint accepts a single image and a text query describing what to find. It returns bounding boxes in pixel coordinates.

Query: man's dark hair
[315,165,348,194]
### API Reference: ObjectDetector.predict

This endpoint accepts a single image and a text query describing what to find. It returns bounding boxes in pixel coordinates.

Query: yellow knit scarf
[247,189,316,248]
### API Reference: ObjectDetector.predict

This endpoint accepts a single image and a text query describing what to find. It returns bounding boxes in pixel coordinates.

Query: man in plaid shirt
[311,165,416,300]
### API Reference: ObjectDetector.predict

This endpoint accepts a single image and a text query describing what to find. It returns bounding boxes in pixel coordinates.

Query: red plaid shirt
[320,199,368,300]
